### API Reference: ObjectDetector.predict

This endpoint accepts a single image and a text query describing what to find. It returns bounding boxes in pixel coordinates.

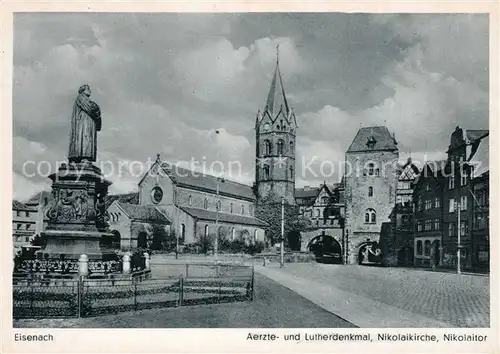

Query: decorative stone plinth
[37,161,113,260]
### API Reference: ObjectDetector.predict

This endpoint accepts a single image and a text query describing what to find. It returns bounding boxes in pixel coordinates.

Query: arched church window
[290,166,294,179]
[289,141,294,154]
[277,140,284,155]
[263,165,270,180]
[180,224,186,244]
[241,205,245,215]
[204,225,209,237]
[368,186,373,197]
[230,203,233,213]
[264,140,271,155]
[188,195,192,206]
[203,199,208,209]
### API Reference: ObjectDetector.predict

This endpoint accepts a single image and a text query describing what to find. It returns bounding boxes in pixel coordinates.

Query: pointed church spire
[264,44,289,118]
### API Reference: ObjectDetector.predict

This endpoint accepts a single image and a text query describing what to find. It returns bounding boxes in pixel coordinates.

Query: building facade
[296,183,345,253]
[344,126,399,264]
[412,161,446,267]
[12,201,38,251]
[442,127,489,270]
[380,158,420,266]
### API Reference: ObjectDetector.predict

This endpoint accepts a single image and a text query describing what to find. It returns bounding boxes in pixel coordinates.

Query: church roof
[264,58,289,118]
[295,187,321,200]
[105,192,139,209]
[180,207,268,227]
[161,163,255,201]
[115,202,171,224]
[347,126,398,153]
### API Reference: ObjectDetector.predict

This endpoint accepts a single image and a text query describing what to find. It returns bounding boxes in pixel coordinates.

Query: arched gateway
[307,234,342,264]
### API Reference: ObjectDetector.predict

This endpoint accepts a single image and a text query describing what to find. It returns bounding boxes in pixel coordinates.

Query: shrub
[244,241,265,255]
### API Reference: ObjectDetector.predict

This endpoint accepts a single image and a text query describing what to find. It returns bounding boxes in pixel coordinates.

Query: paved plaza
[256,262,490,328]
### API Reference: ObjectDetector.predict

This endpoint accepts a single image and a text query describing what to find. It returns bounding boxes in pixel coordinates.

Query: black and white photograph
[4,7,496,352]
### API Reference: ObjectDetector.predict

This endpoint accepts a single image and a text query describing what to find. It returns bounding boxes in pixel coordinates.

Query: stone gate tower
[255,49,297,205]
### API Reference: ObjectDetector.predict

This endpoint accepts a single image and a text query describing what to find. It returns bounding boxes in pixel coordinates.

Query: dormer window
[366,135,377,148]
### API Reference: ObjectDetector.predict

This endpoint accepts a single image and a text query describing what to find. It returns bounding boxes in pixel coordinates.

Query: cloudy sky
[13,13,489,201]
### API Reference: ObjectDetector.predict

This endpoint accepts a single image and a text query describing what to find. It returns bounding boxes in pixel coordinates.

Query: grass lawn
[14,274,355,328]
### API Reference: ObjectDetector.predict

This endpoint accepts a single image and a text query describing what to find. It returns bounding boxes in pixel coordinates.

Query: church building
[106,51,298,251]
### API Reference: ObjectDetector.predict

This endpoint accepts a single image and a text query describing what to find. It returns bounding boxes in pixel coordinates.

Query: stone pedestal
[38,161,114,260]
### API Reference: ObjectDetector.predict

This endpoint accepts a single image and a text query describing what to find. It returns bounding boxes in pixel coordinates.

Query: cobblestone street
[256,263,489,328]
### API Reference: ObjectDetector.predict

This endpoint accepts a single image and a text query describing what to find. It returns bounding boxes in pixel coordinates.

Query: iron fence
[13,264,254,319]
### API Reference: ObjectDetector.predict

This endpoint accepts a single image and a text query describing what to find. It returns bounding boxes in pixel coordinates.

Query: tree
[255,196,306,247]
[196,232,214,254]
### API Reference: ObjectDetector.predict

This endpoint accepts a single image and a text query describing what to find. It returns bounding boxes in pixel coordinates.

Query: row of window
[203,225,258,242]
[447,221,468,237]
[262,139,294,156]
[416,219,441,232]
[15,210,31,217]
[188,195,252,215]
[415,240,434,256]
[14,223,32,230]
[418,197,440,211]
[448,174,468,190]
[363,163,380,177]
[416,218,486,236]
[448,196,467,213]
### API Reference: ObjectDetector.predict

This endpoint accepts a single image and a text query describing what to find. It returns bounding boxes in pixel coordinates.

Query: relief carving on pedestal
[47,189,89,222]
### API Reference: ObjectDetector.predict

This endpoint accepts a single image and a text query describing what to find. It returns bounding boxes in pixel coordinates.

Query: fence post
[77,277,83,318]
[78,254,89,277]
[30,281,34,317]
[143,252,150,270]
[251,266,255,301]
[178,277,184,306]
[123,253,131,275]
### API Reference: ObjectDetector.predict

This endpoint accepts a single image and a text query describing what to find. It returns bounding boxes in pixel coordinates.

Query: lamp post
[456,200,461,275]
[280,197,285,268]
[340,216,345,265]
[215,175,225,261]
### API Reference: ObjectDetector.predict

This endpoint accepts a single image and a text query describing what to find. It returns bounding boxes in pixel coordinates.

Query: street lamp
[214,175,225,261]
[456,200,462,275]
[280,197,285,268]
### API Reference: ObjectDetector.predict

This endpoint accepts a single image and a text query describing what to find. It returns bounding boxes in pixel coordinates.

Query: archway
[358,241,383,265]
[307,234,342,264]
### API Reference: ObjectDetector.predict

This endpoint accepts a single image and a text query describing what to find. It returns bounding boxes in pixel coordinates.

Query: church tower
[255,47,297,205]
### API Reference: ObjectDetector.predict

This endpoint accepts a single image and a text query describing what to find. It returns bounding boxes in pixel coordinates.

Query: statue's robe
[68,93,101,162]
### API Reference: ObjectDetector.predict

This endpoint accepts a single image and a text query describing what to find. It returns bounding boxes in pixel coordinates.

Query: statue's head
[78,84,91,97]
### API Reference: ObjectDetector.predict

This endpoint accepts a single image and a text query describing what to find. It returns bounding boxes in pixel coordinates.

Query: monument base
[38,230,116,260]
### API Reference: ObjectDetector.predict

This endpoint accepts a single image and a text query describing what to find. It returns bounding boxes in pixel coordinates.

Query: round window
[151,187,163,204]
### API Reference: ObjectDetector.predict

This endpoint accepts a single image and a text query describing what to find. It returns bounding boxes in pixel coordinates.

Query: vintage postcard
[1,1,498,353]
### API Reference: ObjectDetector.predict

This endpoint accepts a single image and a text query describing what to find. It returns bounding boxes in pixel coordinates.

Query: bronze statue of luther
[68,84,102,163]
